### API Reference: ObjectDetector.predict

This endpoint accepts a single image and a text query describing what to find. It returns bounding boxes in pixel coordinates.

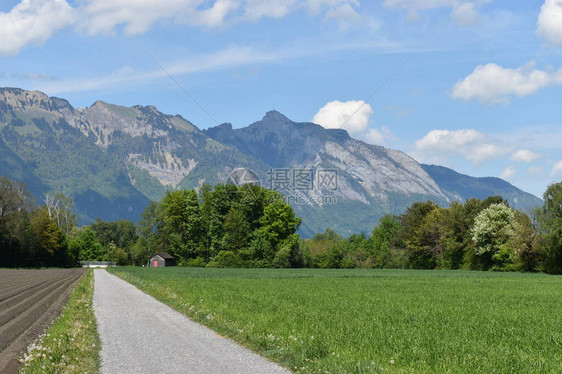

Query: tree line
[0,177,76,267]
[307,183,562,274]
[133,184,304,267]
[0,178,304,268]
[1,174,561,274]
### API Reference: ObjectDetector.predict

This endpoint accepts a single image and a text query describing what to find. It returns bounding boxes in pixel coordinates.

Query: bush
[543,228,562,274]
[272,246,291,268]
[206,251,240,268]
[341,257,356,269]
[184,257,207,267]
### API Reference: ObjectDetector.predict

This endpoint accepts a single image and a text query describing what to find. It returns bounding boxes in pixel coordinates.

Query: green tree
[407,208,447,269]
[134,201,165,265]
[91,219,137,249]
[396,201,439,268]
[89,218,138,264]
[204,184,236,257]
[457,197,508,270]
[206,250,240,268]
[538,182,562,274]
[106,242,130,265]
[509,211,542,271]
[306,229,345,268]
[369,215,401,259]
[160,190,204,263]
[397,201,439,247]
[0,177,36,267]
[345,233,369,268]
[30,206,69,266]
[221,205,251,254]
[257,200,301,250]
[69,227,105,261]
[439,202,468,269]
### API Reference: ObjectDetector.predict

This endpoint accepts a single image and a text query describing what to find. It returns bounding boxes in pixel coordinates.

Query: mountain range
[0,87,542,236]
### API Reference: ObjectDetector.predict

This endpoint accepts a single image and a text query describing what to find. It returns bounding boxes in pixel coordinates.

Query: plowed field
[0,268,85,373]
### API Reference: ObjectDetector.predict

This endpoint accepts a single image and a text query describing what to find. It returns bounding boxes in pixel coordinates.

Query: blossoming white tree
[471,203,516,268]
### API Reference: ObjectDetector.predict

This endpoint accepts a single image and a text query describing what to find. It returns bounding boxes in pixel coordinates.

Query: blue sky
[1,0,561,198]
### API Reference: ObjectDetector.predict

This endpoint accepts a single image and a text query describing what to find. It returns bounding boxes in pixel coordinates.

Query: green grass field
[108,267,562,373]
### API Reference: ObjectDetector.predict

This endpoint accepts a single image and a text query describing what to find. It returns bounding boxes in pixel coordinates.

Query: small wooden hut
[148,252,176,267]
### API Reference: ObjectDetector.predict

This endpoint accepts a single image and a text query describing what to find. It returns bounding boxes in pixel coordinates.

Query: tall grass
[109,267,562,373]
[19,270,100,374]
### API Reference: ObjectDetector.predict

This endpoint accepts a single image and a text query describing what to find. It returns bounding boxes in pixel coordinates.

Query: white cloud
[537,0,562,46]
[243,0,364,26]
[312,100,373,134]
[413,129,509,164]
[81,0,361,30]
[365,129,385,144]
[383,0,459,10]
[451,61,562,104]
[312,101,396,144]
[242,0,297,20]
[0,0,75,56]
[325,3,361,23]
[472,143,509,164]
[307,0,359,14]
[552,160,562,176]
[81,0,243,34]
[1,0,362,56]
[364,126,397,145]
[189,0,241,28]
[499,165,516,180]
[415,129,484,152]
[510,149,541,163]
[241,0,362,22]
[383,0,488,25]
[450,2,479,26]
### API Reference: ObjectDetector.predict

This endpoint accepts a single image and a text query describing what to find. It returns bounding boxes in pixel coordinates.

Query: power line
[146,52,220,126]
[338,54,413,130]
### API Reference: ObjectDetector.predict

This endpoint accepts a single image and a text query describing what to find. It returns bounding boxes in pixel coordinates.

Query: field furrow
[0,269,85,374]
[0,275,71,311]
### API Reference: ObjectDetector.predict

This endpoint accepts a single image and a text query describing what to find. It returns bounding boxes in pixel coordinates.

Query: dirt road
[0,268,85,374]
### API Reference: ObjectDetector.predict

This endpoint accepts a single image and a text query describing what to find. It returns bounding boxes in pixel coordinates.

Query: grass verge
[19,269,100,374]
[108,267,562,374]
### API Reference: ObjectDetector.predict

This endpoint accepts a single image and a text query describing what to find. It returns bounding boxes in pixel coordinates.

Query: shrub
[272,246,291,268]
[185,256,207,267]
[206,251,240,268]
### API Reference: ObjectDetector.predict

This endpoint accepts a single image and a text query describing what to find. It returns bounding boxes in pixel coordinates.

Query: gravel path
[93,269,290,374]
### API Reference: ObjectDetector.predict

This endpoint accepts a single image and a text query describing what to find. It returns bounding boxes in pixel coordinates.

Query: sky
[1,0,561,198]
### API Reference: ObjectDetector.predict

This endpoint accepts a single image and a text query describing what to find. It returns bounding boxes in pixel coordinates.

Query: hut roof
[152,252,175,260]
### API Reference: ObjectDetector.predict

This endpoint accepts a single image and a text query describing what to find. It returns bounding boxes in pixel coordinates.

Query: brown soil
[0,268,85,374]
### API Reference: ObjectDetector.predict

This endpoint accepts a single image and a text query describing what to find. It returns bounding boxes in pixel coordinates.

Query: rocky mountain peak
[90,100,107,108]
[0,88,54,112]
[50,97,74,111]
[262,110,290,123]
[0,87,543,235]
[249,110,350,142]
